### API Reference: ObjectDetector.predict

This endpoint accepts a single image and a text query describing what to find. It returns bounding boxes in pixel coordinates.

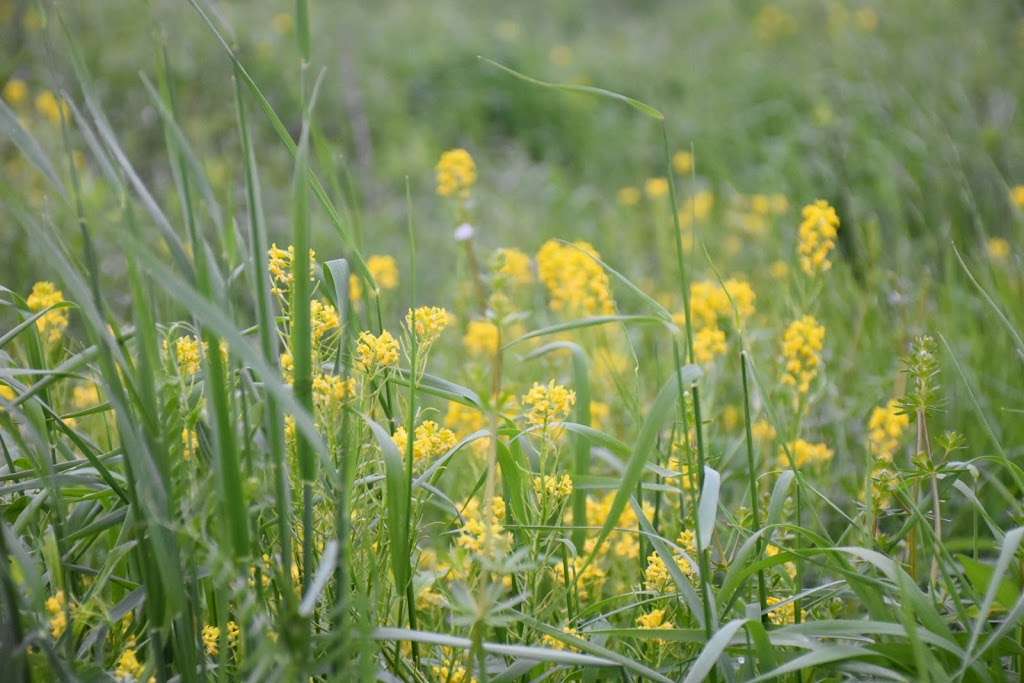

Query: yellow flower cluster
[463,320,500,357]
[202,624,220,656]
[267,243,316,297]
[0,384,15,409]
[781,315,826,393]
[445,401,488,437]
[644,177,669,199]
[987,237,1011,261]
[551,553,606,600]
[636,607,673,631]
[435,148,477,198]
[532,473,573,500]
[779,439,834,468]
[456,497,512,557]
[27,281,69,344]
[1011,185,1024,209]
[493,247,533,285]
[405,306,453,346]
[46,590,67,638]
[536,240,615,316]
[34,90,69,125]
[392,420,457,463]
[674,278,756,363]
[693,327,727,364]
[677,190,715,230]
[2,78,28,107]
[585,492,652,559]
[673,150,694,175]
[167,335,204,377]
[182,428,199,461]
[797,199,840,276]
[752,419,777,442]
[430,664,476,683]
[115,646,144,679]
[617,186,641,207]
[349,254,400,301]
[72,384,101,409]
[522,380,576,427]
[355,330,399,372]
[732,192,789,236]
[766,543,797,579]
[313,374,357,406]
[867,400,909,462]
[310,299,340,343]
[766,596,796,625]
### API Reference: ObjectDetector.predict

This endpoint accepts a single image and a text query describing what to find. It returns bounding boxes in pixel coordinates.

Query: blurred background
[2,0,1023,464]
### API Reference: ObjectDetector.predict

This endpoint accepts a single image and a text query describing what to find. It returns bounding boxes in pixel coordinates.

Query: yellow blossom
[769,260,790,280]
[267,243,316,297]
[405,306,453,346]
[867,400,909,463]
[456,498,512,557]
[310,299,340,343]
[766,596,796,625]
[677,190,715,229]
[116,647,144,679]
[367,254,400,290]
[392,420,457,463]
[463,320,500,357]
[779,439,833,468]
[2,78,28,107]
[636,607,673,632]
[436,148,477,198]
[644,177,669,200]
[313,374,357,407]
[797,199,840,276]
[522,380,576,427]
[493,247,533,285]
[27,281,69,344]
[71,384,101,409]
[673,150,694,175]
[532,473,573,500]
[617,186,641,207]
[182,428,198,461]
[202,624,220,656]
[780,315,826,393]
[34,90,68,125]
[536,240,615,316]
[355,330,399,372]
[168,335,204,377]
[1011,185,1024,209]
[693,326,727,364]
[752,419,777,442]
[541,626,580,651]
[987,237,1011,261]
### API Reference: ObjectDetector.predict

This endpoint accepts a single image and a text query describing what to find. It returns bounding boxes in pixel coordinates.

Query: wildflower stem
[741,351,769,622]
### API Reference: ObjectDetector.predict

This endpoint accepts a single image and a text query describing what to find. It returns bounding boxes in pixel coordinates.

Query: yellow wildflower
[766,544,797,579]
[227,621,240,646]
[644,177,669,200]
[867,400,909,463]
[168,335,204,377]
[34,90,68,125]
[0,384,14,408]
[522,380,576,427]
[987,237,1011,261]
[2,78,28,107]
[271,12,294,33]
[532,473,573,500]
[392,420,457,463]
[280,352,294,383]
[267,243,316,297]
[676,529,697,555]
[677,190,715,229]
[46,591,67,638]
[693,326,727,364]
[355,330,399,372]
[202,624,220,656]
[797,199,840,276]
[436,148,477,198]
[463,320,500,357]
[780,315,826,393]
[310,299,340,343]
[313,374,357,407]
[1011,185,1024,209]
[71,384,101,409]
[779,439,833,468]
[636,607,673,632]
[367,254,400,290]
[766,596,796,625]
[551,555,606,600]
[536,240,615,316]
[617,186,641,207]
[27,281,69,344]
[456,498,512,557]
[723,279,757,320]
[752,419,777,442]
[493,247,533,285]
[405,306,452,346]
[673,150,694,175]
[430,664,476,683]
[769,260,790,280]
[115,647,144,679]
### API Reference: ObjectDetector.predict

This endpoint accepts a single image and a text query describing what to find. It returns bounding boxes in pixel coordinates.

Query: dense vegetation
[2,1,1024,680]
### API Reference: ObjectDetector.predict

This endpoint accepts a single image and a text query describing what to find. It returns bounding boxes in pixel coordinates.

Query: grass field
[2,1,1024,680]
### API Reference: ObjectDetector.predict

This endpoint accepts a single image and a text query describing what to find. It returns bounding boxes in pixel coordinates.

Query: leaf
[507,315,671,350]
[364,416,410,592]
[697,466,721,549]
[496,439,529,528]
[682,618,750,683]
[299,540,339,617]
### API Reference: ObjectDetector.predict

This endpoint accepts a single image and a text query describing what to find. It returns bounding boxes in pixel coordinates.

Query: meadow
[2,0,1024,680]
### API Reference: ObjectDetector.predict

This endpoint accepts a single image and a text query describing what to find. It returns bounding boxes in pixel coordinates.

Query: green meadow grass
[1,1,1024,681]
